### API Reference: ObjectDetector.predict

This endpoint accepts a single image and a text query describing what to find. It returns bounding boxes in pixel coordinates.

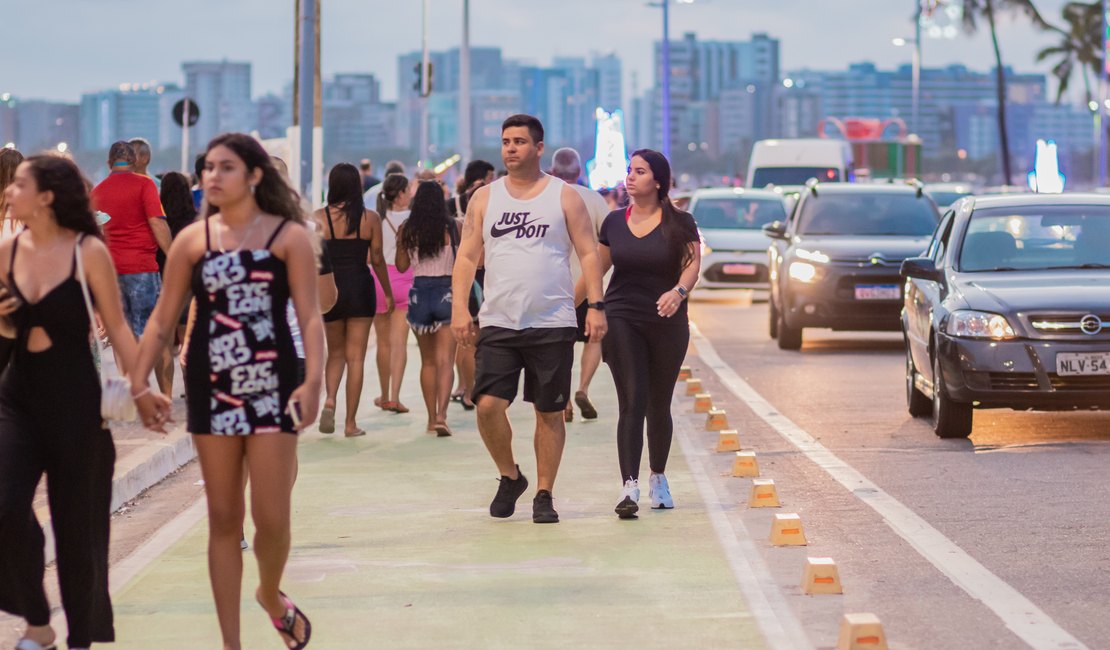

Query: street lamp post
[1100,0,1108,186]
[892,36,921,136]
[420,0,430,169]
[459,0,472,165]
[653,0,693,161]
[297,0,316,199]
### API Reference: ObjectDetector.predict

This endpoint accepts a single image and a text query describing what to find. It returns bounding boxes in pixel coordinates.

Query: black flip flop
[263,591,312,650]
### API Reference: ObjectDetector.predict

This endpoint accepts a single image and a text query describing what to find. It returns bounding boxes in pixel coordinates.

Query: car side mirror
[763,221,788,240]
[901,257,940,281]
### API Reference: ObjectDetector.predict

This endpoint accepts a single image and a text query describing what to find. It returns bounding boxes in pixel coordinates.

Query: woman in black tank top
[130,134,322,650]
[0,155,165,650]
[313,163,393,437]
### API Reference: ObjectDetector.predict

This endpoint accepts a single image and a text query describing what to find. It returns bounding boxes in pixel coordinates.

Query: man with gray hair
[363,159,406,209]
[128,137,160,190]
[550,147,611,422]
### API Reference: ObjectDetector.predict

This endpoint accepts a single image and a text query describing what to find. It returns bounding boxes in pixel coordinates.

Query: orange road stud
[693,393,713,413]
[678,365,692,380]
[705,408,728,431]
[770,513,807,546]
[837,613,889,650]
[685,378,703,396]
[730,450,759,477]
[801,557,843,595]
[748,478,780,507]
[716,429,741,452]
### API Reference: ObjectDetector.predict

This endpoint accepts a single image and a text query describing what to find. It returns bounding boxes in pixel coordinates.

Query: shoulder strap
[204,215,212,251]
[383,211,399,236]
[74,235,112,382]
[265,219,290,250]
[8,231,21,283]
[324,206,337,238]
[448,219,461,260]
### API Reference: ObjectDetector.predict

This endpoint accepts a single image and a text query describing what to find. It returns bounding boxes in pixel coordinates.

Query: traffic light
[412,61,434,97]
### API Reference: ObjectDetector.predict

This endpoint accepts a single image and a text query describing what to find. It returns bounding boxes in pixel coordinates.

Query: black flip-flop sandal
[263,591,312,650]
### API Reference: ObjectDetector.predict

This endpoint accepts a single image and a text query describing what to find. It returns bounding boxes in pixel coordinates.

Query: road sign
[172,99,200,128]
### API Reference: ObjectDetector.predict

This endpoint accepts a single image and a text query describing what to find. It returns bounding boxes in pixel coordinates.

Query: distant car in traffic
[901,194,1110,438]
[690,187,787,289]
[764,181,940,350]
[924,182,974,210]
[747,138,854,193]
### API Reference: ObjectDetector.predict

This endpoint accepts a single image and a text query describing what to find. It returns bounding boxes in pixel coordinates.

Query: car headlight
[788,261,819,283]
[945,310,1017,340]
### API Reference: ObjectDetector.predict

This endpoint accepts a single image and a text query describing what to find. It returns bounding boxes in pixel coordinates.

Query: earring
[250,184,257,195]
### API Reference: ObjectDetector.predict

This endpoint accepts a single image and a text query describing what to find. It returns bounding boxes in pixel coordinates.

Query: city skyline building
[183,60,254,155]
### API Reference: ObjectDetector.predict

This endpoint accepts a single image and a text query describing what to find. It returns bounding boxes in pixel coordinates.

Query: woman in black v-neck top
[595,149,701,520]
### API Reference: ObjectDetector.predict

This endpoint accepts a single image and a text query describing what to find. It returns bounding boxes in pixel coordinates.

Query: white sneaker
[615,479,640,519]
[649,473,673,509]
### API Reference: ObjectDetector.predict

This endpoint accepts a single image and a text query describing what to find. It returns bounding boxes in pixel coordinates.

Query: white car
[689,188,788,289]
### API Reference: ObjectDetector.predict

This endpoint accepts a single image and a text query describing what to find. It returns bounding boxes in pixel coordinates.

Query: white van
[746,139,854,190]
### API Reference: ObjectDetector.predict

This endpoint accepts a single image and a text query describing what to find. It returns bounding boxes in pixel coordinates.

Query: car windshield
[692,196,787,230]
[752,167,840,187]
[796,191,939,236]
[959,205,1110,272]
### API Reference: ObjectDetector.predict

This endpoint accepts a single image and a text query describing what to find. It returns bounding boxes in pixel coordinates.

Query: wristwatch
[673,285,689,300]
[587,301,606,311]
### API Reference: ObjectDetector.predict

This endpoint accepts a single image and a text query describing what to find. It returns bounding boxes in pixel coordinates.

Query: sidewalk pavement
[101,343,768,648]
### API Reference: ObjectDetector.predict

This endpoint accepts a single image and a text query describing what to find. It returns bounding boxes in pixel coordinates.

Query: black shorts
[472,326,577,412]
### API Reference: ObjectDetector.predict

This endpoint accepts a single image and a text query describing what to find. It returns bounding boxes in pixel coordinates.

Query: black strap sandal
[263,591,312,650]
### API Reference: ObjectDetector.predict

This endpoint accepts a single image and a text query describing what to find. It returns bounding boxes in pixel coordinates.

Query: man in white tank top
[452,115,607,524]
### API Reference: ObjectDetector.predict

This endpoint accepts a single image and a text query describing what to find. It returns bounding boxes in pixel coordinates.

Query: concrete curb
[40,425,196,566]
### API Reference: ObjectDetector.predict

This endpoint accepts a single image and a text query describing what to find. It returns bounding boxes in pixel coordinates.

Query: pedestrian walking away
[90,141,174,395]
[157,171,197,395]
[580,149,700,520]
[0,155,166,650]
[316,163,394,437]
[397,180,462,437]
[130,133,322,650]
[452,114,608,524]
[371,173,414,414]
[549,147,611,423]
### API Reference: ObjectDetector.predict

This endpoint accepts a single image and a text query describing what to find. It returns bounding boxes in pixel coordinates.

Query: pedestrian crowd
[0,113,701,649]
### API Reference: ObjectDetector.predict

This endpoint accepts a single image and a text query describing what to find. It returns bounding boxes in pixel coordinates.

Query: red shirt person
[90,141,171,338]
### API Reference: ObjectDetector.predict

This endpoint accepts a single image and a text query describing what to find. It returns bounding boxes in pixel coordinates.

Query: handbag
[75,234,137,422]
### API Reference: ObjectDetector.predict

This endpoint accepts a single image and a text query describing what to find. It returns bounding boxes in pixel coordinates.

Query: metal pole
[661,0,671,160]
[912,2,922,136]
[180,98,190,174]
[420,0,430,169]
[297,0,316,199]
[1100,0,1108,186]
[459,0,472,165]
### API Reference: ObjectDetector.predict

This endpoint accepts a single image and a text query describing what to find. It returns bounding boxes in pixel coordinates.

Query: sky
[1,0,1084,104]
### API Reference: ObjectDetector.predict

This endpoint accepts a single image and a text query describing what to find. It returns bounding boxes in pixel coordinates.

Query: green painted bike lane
[109,356,767,649]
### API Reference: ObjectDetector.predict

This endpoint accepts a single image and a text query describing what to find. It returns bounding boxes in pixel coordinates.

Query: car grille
[704,262,768,283]
[1026,313,1110,340]
[988,372,1110,391]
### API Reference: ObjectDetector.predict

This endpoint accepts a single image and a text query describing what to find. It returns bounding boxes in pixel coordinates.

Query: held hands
[656,289,684,318]
[452,310,477,348]
[585,308,608,343]
[135,385,173,433]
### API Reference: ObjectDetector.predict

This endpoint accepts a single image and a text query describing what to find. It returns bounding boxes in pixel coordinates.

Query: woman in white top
[371,174,413,413]
[395,181,458,437]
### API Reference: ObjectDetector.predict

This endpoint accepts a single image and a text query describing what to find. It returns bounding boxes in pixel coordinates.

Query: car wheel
[932,351,972,438]
[906,344,931,417]
[777,304,802,351]
[768,296,779,339]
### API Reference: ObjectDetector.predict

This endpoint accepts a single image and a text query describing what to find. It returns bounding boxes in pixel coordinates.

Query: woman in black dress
[314,163,393,437]
[0,155,165,650]
[132,133,322,650]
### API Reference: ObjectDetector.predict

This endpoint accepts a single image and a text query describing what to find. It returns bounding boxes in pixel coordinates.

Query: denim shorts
[407,276,452,335]
[118,272,162,337]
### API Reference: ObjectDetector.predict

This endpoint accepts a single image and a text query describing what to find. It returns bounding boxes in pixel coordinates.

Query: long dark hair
[326,163,365,236]
[0,148,24,219]
[24,155,100,236]
[159,171,197,237]
[375,173,410,224]
[399,181,451,260]
[204,133,304,223]
[630,148,693,280]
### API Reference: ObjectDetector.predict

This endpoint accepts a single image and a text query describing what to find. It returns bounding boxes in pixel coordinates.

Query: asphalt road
[688,291,1110,649]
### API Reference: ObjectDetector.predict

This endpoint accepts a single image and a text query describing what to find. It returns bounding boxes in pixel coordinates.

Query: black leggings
[602,316,690,482]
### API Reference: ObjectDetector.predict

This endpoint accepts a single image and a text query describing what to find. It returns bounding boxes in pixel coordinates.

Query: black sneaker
[490,466,528,518]
[532,490,559,524]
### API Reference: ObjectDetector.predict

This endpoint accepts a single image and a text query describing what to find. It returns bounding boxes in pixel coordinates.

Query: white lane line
[690,323,1088,650]
[110,496,207,595]
[673,408,814,650]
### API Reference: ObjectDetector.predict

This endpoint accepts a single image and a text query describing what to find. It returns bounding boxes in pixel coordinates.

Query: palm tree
[959,0,1053,185]
[1036,2,1102,105]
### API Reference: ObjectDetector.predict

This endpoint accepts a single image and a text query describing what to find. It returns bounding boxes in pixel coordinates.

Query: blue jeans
[117,272,161,337]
